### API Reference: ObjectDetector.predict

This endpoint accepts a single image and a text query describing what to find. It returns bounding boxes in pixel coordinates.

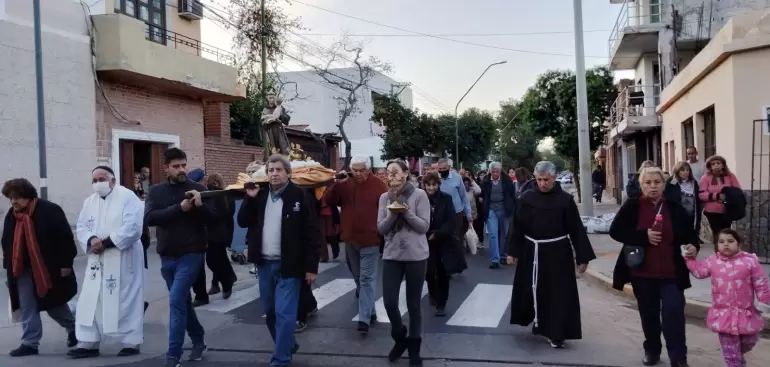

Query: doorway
[119,140,168,188]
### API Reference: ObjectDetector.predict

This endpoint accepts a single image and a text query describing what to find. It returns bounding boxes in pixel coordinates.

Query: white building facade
[278,69,413,167]
[0,0,97,222]
[605,0,770,202]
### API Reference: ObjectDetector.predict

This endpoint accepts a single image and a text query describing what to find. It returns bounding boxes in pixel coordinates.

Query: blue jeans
[345,243,379,324]
[486,207,510,264]
[160,253,206,360]
[257,260,301,366]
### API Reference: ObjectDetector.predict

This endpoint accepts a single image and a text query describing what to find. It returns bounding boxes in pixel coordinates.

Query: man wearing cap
[70,166,146,358]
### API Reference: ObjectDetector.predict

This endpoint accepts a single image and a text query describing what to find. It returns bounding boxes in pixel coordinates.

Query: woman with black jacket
[609,166,699,367]
[421,172,462,316]
[663,161,702,234]
[205,173,237,299]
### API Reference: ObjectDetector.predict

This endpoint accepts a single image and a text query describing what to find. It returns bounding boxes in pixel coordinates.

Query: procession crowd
[1,146,770,367]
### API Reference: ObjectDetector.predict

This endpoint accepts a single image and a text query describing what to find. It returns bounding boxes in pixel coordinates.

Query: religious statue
[386,169,409,213]
[261,92,291,155]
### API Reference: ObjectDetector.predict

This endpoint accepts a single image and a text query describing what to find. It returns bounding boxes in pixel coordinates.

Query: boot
[406,337,423,367]
[387,325,408,362]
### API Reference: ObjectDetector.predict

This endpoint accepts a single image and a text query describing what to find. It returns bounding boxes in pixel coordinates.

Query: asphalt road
[3,242,770,367]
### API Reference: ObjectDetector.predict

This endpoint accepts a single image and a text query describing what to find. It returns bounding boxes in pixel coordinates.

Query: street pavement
[2,236,770,366]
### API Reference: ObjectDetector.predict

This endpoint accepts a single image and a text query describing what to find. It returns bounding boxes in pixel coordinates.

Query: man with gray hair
[325,155,388,335]
[481,161,516,269]
[437,158,472,267]
[505,160,596,349]
[238,154,320,366]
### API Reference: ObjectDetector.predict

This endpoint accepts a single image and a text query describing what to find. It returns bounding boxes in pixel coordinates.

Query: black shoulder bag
[623,202,663,268]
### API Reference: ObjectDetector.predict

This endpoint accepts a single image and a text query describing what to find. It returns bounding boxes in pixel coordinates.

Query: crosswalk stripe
[446,283,512,328]
[199,262,340,313]
[352,282,428,323]
[312,278,358,309]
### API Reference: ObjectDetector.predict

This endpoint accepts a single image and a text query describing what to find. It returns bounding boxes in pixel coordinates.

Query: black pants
[382,259,427,337]
[297,281,318,323]
[207,242,236,292]
[473,215,485,243]
[192,261,208,302]
[425,245,449,308]
[704,212,732,249]
[631,278,687,363]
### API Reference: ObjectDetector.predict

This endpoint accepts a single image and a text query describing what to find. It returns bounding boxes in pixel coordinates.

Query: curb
[582,265,770,331]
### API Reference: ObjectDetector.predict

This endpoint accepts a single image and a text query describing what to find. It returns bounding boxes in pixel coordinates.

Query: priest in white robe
[70,166,145,359]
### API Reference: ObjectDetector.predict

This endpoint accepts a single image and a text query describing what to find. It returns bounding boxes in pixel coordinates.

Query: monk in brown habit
[506,160,596,348]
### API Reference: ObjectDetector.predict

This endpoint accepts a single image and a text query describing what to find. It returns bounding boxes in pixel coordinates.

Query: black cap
[93,166,115,176]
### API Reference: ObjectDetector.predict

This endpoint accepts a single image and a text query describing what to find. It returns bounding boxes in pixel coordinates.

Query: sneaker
[295,321,307,333]
[188,344,207,361]
[9,345,38,357]
[549,339,565,348]
[357,321,369,336]
[164,357,182,367]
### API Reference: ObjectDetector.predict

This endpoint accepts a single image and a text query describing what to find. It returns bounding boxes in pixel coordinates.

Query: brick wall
[205,137,264,185]
[95,80,205,169]
[203,102,230,138]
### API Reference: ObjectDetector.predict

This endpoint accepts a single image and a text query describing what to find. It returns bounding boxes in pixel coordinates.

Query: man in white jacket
[71,166,145,359]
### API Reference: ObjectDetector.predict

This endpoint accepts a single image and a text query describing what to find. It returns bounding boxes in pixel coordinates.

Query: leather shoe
[643,354,660,366]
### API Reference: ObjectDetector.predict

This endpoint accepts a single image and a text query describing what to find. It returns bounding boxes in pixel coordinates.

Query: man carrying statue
[261,91,292,156]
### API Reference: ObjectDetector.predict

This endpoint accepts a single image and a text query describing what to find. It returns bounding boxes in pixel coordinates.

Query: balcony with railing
[91,13,244,101]
[608,0,669,69]
[608,84,661,140]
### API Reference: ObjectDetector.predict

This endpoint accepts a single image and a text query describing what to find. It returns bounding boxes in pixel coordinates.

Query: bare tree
[297,36,392,169]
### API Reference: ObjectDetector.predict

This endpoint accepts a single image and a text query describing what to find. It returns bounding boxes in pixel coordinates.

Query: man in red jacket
[325,156,388,336]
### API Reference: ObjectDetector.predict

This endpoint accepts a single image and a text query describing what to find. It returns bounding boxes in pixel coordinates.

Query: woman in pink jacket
[685,228,770,367]
[698,155,741,245]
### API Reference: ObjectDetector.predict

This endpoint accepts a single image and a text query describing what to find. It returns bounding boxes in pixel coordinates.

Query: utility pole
[33,0,49,199]
[573,0,593,216]
[260,0,267,95]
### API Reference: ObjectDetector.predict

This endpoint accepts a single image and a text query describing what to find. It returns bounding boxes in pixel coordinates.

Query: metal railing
[609,0,668,55]
[145,26,236,66]
[608,84,661,127]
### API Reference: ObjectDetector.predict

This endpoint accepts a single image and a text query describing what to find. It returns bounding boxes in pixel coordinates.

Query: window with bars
[682,117,694,153]
[702,106,716,158]
[115,0,166,44]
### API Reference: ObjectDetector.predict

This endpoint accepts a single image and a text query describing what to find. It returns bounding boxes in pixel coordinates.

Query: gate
[748,118,770,264]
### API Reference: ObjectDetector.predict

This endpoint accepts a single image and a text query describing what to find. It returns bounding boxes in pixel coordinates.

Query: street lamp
[454,61,507,168]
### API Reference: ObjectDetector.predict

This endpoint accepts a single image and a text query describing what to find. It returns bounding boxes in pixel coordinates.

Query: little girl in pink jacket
[685,228,770,367]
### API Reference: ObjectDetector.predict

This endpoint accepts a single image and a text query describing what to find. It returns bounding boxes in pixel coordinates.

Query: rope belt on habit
[524,234,569,328]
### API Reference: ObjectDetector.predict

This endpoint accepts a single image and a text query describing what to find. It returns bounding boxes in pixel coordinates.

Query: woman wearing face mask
[609,166,699,367]
[699,155,742,246]
[664,161,702,234]
[422,172,459,317]
[377,159,431,367]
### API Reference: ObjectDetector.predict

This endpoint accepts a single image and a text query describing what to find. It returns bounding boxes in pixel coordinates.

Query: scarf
[388,181,416,233]
[11,199,52,297]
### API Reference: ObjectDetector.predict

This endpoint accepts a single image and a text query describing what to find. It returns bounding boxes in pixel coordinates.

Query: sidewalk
[583,234,770,330]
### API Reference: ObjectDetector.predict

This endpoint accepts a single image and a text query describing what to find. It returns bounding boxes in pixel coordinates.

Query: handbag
[624,202,664,268]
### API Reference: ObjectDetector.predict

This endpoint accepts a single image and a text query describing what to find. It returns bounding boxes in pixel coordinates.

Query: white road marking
[312,278,357,309]
[200,262,339,313]
[446,283,512,328]
[352,282,428,323]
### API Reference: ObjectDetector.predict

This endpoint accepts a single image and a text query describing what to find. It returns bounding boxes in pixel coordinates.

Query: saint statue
[261,92,291,155]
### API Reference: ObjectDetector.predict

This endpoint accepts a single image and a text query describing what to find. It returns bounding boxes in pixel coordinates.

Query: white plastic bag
[465,227,479,255]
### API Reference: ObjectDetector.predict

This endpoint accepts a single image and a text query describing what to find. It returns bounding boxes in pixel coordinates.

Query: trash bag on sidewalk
[581,213,616,234]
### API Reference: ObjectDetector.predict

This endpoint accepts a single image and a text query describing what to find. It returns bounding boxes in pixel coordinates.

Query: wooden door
[150,143,168,184]
[120,140,135,188]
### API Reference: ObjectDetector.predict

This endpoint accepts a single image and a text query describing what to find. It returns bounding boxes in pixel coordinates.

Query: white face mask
[93,181,113,197]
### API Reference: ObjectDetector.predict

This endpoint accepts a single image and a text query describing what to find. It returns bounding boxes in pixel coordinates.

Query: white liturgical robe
[75,185,145,347]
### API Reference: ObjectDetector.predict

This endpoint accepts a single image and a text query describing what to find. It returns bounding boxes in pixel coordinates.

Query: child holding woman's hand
[684,228,770,367]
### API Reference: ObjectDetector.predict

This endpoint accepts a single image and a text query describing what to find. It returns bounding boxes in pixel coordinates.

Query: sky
[200,0,634,117]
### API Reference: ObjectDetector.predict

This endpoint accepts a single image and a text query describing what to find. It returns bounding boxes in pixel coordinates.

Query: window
[650,0,661,23]
[702,106,716,158]
[682,117,694,156]
[115,0,166,44]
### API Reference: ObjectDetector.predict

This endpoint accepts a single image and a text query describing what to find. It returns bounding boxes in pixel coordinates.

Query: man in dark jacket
[2,178,78,357]
[481,162,516,269]
[145,148,219,367]
[238,154,320,367]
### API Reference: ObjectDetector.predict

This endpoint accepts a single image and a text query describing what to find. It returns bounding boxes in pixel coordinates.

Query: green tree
[496,100,539,171]
[440,109,497,168]
[519,66,616,193]
[373,94,447,160]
